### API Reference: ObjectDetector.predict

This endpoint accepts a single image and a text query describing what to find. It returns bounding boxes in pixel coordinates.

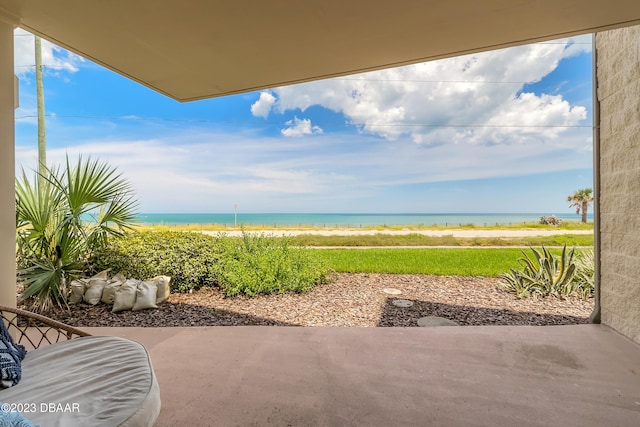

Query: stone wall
[597,26,640,344]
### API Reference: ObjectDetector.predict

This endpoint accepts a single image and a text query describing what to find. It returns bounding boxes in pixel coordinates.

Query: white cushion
[0,336,161,427]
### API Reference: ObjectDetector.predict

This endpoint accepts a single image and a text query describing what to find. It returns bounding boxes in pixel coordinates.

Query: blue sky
[14,30,593,215]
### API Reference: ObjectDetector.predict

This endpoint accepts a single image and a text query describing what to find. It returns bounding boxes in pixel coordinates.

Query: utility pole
[234,203,238,227]
[35,35,46,180]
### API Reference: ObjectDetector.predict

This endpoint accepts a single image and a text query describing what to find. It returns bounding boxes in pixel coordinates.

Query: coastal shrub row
[91,231,221,293]
[91,231,330,296]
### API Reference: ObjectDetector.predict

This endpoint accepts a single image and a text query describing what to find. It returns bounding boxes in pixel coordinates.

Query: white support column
[0,20,16,308]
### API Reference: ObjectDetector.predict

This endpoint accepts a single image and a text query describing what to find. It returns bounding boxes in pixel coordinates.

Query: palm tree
[567,188,593,223]
[16,156,138,312]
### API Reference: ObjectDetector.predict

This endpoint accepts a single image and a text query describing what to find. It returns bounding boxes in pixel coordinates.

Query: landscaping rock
[48,273,594,328]
[417,316,459,327]
[392,299,414,308]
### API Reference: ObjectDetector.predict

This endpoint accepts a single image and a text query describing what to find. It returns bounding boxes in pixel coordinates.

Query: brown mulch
[48,273,594,328]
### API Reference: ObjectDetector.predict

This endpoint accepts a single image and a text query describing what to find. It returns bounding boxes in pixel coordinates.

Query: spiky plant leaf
[16,156,138,313]
[499,245,579,300]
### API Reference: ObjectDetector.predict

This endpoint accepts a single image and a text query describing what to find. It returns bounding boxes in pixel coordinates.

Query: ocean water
[134,213,593,227]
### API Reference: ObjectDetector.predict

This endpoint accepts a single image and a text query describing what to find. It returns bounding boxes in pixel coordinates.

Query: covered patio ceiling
[2,0,640,101]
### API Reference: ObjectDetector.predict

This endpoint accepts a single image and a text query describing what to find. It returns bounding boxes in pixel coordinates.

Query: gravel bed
[51,273,594,328]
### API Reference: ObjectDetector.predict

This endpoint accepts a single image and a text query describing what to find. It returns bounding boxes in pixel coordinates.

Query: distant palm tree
[567,188,593,223]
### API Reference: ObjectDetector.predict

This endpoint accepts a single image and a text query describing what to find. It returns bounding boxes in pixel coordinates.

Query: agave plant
[572,249,595,299]
[498,245,577,299]
[497,267,535,299]
[16,156,138,312]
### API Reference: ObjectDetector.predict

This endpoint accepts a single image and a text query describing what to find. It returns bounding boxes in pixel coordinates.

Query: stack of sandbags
[69,272,171,313]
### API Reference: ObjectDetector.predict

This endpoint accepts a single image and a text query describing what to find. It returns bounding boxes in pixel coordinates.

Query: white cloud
[11,34,594,213]
[14,120,592,213]
[250,91,276,118]
[14,28,84,77]
[280,117,323,137]
[261,35,592,147]
[14,131,343,212]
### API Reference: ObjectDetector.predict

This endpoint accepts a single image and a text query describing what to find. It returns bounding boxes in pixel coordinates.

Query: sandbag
[111,272,126,283]
[150,276,171,304]
[133,281,158,311]
[69,279,87,304]
[112,280,139,313]
[101,280,124,305]
[91,270,110,280]
[83,278,107,305]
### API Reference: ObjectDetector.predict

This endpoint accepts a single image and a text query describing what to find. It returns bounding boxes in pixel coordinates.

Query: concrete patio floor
[84,324,640,427]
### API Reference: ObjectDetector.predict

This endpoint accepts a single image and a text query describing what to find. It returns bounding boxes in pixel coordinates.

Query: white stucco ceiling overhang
[1,0,640,102]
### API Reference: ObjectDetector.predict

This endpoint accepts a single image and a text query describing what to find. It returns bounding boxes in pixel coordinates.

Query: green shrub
[498,246,576,299]
[92,231,221,292]
[92,230,330,296]
[572,249,595,299]
[215,232,330,296]
[539,215,562,226]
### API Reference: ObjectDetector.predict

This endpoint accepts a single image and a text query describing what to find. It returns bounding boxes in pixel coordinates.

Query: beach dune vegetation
[539,215,562,226]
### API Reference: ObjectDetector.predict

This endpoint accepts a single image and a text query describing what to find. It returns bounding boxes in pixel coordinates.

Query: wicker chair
[0,305,90,351]
[0,305,161,426]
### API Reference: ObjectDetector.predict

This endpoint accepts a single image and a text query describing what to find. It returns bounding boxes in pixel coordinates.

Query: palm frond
[16,155,138,313]
[62,156,134,217]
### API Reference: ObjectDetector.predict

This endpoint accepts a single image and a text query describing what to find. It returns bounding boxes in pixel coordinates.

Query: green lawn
[290,233,593,247]
[316,247,579,276]
[135,221,593,233]
[128,226,594,277]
